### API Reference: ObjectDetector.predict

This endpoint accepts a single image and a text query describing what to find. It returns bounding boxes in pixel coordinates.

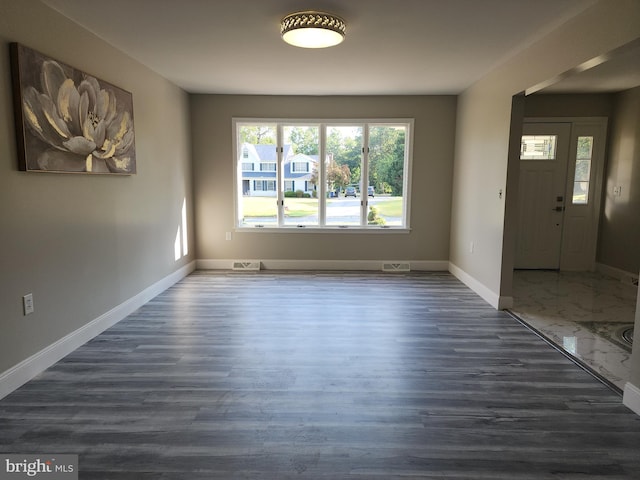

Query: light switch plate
[23,293,34,315]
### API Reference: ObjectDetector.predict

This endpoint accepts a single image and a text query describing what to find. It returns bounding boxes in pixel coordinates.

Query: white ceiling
[43,0,609,95]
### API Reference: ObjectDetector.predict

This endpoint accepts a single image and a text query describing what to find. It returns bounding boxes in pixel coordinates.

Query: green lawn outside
[241,197,317,217]
[372,197,403,217]
[242,196,403,218]
[285,198,318,217]
[241,197,278,217]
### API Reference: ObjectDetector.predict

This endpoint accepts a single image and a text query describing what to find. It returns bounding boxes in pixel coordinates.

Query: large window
[234,119,413,230]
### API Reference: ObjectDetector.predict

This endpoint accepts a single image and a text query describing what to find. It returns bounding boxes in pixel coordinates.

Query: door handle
[552,206,565,212]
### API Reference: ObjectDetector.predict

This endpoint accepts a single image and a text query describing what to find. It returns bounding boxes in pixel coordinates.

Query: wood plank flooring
[1,271,640,479]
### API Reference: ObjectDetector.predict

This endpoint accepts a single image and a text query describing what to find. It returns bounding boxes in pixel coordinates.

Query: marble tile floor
[510,269,638,392]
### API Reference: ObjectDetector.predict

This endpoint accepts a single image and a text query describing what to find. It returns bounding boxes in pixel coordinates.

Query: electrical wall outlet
[613,186,622,197]
[23,293,34,315]
[225,232,232,241]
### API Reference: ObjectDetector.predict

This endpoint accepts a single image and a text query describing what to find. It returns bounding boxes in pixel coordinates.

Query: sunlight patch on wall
[174,198,189,261]
[182,198,189,256]
[174,228,182,261]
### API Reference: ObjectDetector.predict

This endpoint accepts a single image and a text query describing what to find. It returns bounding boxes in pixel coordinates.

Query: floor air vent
[382,262,410,272]
[232,261,261,271]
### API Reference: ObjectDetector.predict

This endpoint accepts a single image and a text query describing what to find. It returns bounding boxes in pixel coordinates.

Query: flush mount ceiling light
[281,11,346,49]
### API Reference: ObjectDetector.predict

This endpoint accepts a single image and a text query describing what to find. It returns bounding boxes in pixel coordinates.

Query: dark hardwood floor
[1,271,640,479]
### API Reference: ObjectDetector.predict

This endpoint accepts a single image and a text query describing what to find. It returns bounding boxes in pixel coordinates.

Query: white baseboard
[596,263,639,285]
[497,295,514,310]
[448,262,504,310]
[0,261,196,401]
[623,382,640,416]
[197,259,449,271]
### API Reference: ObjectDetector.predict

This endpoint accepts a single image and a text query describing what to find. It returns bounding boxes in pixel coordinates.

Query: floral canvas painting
[10,43,136,174]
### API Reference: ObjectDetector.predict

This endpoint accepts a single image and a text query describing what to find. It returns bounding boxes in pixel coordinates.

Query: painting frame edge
[9,42,137,175]
[10,43,28,172]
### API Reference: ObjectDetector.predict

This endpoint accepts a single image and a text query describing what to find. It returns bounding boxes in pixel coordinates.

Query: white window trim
[233,118,414,232]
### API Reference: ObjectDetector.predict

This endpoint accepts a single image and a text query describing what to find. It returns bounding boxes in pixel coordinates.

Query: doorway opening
[515,118,607,271]
[510,117,637,392]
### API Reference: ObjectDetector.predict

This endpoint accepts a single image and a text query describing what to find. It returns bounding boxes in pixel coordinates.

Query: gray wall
[597,87,640,275]
[523,94,613,118]
[449,0,640,389]
[0,0,193,373]
[449,0,640,309]
[191,95,456,263]
[2,0,640,401]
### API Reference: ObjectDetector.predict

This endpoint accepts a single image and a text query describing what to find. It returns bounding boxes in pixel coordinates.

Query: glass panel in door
[520,135,557,160]
[572,136,593,205]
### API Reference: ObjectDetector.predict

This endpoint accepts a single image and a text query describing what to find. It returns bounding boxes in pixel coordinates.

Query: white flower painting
[11,43,136,174]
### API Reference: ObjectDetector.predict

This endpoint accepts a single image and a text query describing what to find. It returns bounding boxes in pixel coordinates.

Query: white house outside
[241,143,318,197]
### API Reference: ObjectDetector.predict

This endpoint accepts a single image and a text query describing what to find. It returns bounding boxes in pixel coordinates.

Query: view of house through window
[235,119,412,229]
[283,125,319,226]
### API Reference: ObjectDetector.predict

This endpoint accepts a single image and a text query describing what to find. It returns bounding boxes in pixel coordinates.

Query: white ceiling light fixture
[281,11,346,49]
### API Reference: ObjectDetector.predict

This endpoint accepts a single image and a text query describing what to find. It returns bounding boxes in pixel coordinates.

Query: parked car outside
[345,186,357,197]
[367,186,375,197]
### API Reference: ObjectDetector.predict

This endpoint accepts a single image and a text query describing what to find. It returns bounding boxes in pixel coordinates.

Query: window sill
[235,226,411,234]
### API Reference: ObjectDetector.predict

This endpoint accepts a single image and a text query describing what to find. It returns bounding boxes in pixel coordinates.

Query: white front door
[516,119,607,271]
[516,122,571,269]
[559,122,607,271]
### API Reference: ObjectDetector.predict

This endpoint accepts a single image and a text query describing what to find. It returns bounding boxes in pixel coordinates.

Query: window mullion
[277,124,284,227]
[319,124,327,226]
[361,124,369,226]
